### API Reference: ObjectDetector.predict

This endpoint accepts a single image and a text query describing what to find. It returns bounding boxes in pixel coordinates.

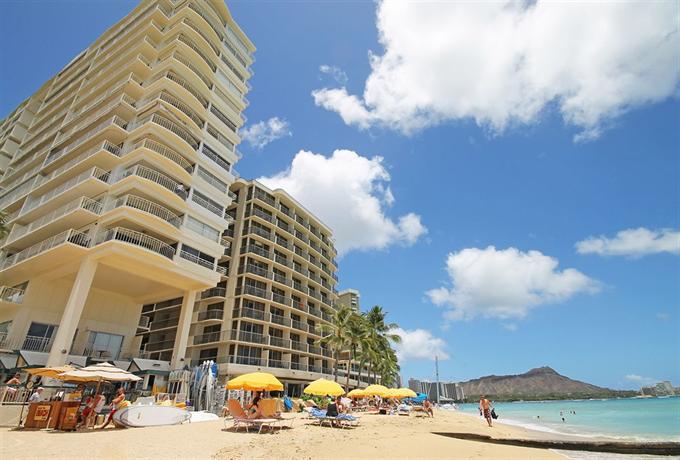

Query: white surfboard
[114,405,191,427]
[188,411,219,423]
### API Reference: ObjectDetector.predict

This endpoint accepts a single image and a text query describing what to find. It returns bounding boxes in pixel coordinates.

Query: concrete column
[170,290,198,369]
[47,258,98,367]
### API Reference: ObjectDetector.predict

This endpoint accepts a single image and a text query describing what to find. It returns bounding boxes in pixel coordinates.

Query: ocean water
[457,396,680,442]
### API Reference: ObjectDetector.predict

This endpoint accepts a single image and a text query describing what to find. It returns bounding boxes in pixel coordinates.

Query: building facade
[408,378,465,402]
[0,0,254,369]
[135,180,372,394]
[337,289,360,311]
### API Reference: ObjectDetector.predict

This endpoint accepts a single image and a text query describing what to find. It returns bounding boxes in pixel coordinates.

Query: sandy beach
[0,409,565,460]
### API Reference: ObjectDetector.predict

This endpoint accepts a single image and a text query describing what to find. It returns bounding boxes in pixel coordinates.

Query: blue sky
[1,1,678,390]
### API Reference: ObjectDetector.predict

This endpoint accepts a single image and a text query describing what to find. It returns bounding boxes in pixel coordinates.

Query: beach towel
[283,396,293,411]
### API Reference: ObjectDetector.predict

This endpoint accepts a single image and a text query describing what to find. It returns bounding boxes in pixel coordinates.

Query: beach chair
[225,399,281,434]
[308,408,359,429]
[259,399,295,429]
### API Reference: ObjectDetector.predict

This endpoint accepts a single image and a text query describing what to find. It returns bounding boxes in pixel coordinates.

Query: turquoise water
[457,396,680,441]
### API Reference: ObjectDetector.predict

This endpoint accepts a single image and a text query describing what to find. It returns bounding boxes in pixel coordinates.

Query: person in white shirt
[28,387,44,403]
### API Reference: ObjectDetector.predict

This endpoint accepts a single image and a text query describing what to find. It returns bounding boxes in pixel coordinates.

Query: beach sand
[0,409,564,459]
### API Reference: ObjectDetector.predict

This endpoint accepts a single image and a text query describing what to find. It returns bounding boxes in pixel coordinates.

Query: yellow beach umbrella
[226,372,283,391]
[26,365,78,380]
[397,388,417,398]
[363,384,389,396]
[303,378,345,396]
[347,388,366,398]
[385,388,417,399]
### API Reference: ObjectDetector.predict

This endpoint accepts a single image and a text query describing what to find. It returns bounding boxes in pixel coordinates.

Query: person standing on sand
[479,396,493,427]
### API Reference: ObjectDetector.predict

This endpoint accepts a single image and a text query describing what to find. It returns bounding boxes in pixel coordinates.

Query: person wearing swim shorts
[479,395,493,427]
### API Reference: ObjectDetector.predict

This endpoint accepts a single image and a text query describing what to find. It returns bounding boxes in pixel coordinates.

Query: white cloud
[393,327,449,362]
[427,246,600,321]
[258,149,427,255]
[240,117,292,149]
[313,1,680,140]
[576,228,680,257]
[625,374,657,387]
[319,65,348,85]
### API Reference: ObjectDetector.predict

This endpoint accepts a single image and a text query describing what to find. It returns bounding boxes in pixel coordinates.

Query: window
[199,348,217,360]
[185,215,220,242]
[0,321,11,335]
[24,322,57,351]
[85,331,124,360]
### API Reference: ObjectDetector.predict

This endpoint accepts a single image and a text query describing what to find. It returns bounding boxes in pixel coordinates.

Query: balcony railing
[179,250,215,270]
[139,91,204,130]
[230,330,267,345]
[149,317,179,331]
[116,164,188,200]
[43,116,127,168]
[201,287,226,299]
[128,113,199,149]
[106,194,182,228]
[190,192,224,218]
[21,167,110,215]
[193,331,222,345]
[200,144,231,173]
[197,310,223,321]
[1,229,90,271]
[144,339,176,352]
[94,227,175,259]
[7,196,102,243]
[0,286,25,304]
[37,140,122,188]
[234,307,266,321]
[270,313,291,327]
[127,138,194,173]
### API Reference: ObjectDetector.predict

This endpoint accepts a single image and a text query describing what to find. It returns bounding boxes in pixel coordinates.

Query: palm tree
[344,312,368,391]
[364,306,401,383]
[317,304,354,382]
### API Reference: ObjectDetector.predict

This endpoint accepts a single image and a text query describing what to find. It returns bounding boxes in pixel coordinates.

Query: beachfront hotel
[0,1,254,373]
[337,288,360,312]
[137,180,373,395]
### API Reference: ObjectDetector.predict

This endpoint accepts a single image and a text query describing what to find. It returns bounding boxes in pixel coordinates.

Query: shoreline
[455,410,680,444]
[2,408,676,459]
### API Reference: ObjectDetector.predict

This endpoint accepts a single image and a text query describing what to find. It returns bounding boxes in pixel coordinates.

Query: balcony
[0,286,25,304]
[230,330,267,345]
[268,336,291,349]
[149,317,179,331]
[128,113,199,150]
[270,313,291,327]
[193,331,222,345]
[36,140,122,191]
[115,164,188,200]
[138,91,204,131]
[291,341,307,352]
[201,287,226,299]
[197,309,223,321]
[179,250,216,271]
[234,307,265,321]
[247,207,274,223]
[1,229,90,271]
[94,227,175,260]
[144,339,176,352]
[105,194,183,228]
[20,167,110,217]
[7,196,102,244]
[126,138,194,173]
[190,192,224,218]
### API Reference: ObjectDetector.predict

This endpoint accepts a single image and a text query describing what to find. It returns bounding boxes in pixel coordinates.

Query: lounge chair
[224,399,281,434]
[308,408,359,428]
[259,399,295,429]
